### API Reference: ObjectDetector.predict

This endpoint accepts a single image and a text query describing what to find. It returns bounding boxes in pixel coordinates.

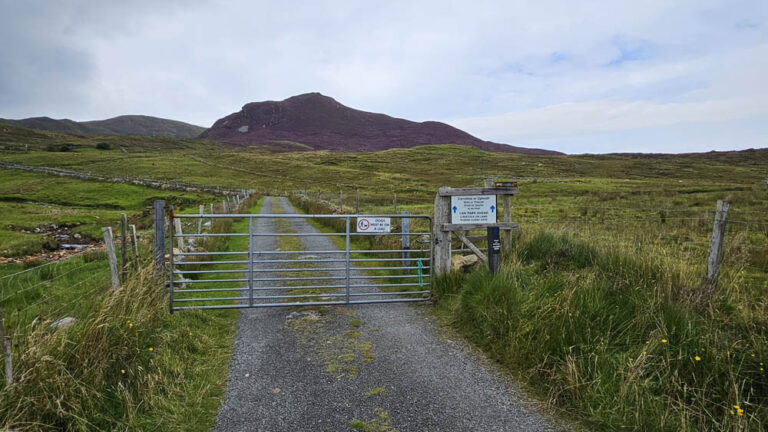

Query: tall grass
[0,195,261,431]
[434,230,767,430]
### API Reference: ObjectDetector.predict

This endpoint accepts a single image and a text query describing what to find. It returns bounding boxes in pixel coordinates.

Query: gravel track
[214,197,563,432]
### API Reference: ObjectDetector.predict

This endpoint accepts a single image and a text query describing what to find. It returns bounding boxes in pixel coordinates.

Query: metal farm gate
[169,213,433,311]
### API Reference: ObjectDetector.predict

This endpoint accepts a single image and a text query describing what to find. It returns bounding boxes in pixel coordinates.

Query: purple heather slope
[201,93,562,155]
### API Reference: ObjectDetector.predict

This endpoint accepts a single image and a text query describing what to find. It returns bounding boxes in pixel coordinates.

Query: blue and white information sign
[356,217,391,233]
[450,195,497,224]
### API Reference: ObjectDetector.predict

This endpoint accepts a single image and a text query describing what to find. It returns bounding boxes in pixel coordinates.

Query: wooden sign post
[433,184,519,275]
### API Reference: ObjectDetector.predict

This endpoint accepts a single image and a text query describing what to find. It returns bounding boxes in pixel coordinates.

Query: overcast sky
[1,0,767,154]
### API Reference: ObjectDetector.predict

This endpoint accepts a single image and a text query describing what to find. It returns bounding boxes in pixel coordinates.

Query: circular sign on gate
[357,218,370,231]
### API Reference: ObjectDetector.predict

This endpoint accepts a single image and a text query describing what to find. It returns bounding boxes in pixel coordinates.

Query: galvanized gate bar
[248,217,254,307]
[169,212,433,311]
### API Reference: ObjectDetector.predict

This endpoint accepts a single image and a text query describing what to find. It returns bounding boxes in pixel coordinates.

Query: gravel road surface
[214,197,563,432]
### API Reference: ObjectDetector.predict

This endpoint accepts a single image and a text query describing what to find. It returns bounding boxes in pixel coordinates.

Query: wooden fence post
[102,227,120,289]
[120,214,128,282]
[393,194,397,214]
[0,307,12,384]
[339,189,343,212]
[153,200,165,270]
[706,200,729,288]
[129,224,139,270]
[433,193,451,276]
[174,217,184,252]
[356,188,360,214]
[198,205,204,234]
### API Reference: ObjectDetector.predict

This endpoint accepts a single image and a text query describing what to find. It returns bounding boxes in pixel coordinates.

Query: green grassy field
[0,168,215,257]
[1,123,767,430]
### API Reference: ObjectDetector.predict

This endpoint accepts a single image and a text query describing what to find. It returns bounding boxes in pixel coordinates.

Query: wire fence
[442,201,768,276]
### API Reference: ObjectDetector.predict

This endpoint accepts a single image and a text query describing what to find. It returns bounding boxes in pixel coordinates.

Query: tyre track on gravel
[214,197,564,432]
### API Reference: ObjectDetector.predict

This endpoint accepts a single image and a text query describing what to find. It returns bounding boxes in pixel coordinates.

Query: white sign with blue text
[450,195,497,224]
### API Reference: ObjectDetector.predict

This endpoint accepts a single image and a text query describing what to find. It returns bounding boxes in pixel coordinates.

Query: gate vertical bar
[345,216,351,304]
[248,216,254,307]
[169,211,175,313]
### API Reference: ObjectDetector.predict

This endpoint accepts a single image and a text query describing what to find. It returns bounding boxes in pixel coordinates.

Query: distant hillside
[201,93,562,155]
[0,115,206,139]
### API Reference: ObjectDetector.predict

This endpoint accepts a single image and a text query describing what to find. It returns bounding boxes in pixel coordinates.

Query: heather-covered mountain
[201,93,561,155]
[0,115,206,138]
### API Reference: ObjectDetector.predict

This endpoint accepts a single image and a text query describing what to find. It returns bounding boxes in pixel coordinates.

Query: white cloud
[451,97,768,140]
[0,0,767,152]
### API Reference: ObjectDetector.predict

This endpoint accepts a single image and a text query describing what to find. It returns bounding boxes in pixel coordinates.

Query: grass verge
[433,229,767,430]
[0,197,261,431]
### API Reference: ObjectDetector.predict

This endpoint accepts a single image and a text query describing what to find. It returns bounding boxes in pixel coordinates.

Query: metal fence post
[153,200,166,270]
[345,216,351,304]
[248,217,254,307]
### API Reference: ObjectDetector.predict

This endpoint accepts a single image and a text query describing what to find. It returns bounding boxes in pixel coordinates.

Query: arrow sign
[450,195,497,224]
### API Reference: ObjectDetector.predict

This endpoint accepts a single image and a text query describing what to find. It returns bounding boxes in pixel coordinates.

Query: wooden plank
[454,231,487,262]
[438,187,519,196]
[153,200,165,269]
[102,227,120,290]
[441,222,519,231]
[706,200,729,287]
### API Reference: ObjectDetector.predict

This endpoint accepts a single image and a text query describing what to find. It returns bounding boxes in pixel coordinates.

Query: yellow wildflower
[121,369,125,374]
[694,356,701,361]
[148,347,154,352]
[661,339,668,344]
